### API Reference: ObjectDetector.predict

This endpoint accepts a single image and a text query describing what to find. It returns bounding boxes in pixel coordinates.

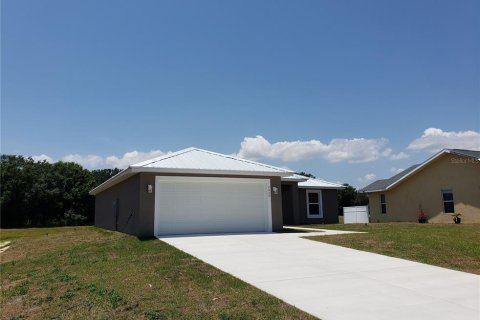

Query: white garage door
[154,176,272,236]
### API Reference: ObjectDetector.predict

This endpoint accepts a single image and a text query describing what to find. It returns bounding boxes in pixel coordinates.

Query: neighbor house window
[442,190,455,213]
[306,190,323,218]
[380,194,387,214]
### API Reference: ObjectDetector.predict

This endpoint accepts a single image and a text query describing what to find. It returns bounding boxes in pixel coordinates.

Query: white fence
[343,206,369,224]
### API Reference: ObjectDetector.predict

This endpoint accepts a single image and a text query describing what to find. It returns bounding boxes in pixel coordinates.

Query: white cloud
[390,152,409,160]
[31,154,54,163]
[105,150,165,168]
[381,148,392,157]
[236,135,390,163]
[62,154,105,169]
[390,167,404,174]
[59,150,166,169]
[28,150,167,169]
[408,128,480,152]
[358,173,376,183]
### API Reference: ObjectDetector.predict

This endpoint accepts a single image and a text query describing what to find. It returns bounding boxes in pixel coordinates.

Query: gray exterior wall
[282,186,339,225]
[321,189,340,224]
[94,174,140,236]
[281,181,300,225]
[270,176,283,232]
[94,172,284,237]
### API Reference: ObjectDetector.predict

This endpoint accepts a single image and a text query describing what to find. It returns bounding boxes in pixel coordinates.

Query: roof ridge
[130,147,291,173]
[186,147,291,172]
[131,147,195,167]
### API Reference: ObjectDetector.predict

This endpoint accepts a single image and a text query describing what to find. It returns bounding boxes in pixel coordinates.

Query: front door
[281,185,294,225]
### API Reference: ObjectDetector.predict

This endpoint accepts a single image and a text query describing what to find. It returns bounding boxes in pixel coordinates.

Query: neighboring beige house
[361,149,480,223]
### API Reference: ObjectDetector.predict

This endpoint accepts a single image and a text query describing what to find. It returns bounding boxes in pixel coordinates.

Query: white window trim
[441,189,455,214]
[306,189,323,218]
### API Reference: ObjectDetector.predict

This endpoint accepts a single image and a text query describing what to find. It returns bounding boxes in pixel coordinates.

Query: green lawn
[0,227,314,320]
[301,222,480,274]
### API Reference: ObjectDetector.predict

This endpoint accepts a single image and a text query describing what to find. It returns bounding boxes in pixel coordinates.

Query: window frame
[441,189,455,213]
[306,190,323,218]
[380,193,387,214]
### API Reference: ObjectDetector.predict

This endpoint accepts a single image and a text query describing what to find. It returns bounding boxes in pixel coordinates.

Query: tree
[337,183,369,214]
[1,155,33,227]
[91,168,122,186]
[296,172,316,178]
[0,154,122,228]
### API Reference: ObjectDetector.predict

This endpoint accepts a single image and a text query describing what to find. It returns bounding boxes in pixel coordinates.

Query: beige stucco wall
[368,153,480,223]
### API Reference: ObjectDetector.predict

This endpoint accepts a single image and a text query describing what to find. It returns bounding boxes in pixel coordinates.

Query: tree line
[0,155,121,228]
[1,158,368,229]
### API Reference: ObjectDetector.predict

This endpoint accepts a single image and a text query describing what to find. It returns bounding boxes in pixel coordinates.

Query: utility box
[343,206,369,224]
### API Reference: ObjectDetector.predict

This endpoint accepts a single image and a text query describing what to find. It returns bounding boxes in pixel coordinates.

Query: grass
[301,222,480,274]
[0,227,315,320]
[0,226,84,241]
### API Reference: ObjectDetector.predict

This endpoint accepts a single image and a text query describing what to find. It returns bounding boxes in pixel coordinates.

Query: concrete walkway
[283,225,367,235]
[159,232,480,320]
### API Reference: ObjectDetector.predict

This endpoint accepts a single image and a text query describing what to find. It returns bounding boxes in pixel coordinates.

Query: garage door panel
[154,177,271,235]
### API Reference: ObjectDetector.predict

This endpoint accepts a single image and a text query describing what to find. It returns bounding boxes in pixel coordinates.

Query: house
[89,147,342,237]
[361,149,480,223]
[281,174,344,225]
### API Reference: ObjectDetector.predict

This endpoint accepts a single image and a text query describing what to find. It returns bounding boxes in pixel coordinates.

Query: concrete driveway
[159,231,480,320]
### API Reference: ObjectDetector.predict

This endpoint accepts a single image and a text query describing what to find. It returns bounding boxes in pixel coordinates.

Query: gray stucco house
[90,148,343,237]
[281,174,344,225]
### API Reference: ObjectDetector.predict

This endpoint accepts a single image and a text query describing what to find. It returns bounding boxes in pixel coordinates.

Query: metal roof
[361,148,480,193]
[298,178,344,189]
[282,174,310,182]
[131,147,293,174]
[90,147,293,195]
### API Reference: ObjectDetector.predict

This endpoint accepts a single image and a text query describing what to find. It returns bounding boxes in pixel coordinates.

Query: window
[380,194,387,214]
[306,190,323,218]
[442,190,455,213]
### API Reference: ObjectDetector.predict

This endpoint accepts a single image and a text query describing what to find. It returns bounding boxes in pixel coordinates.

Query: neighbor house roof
[90,147,293,195]
[298,178,344,189]
[448,149,480,160]
[360,164,420,193]
[361,148,480,193]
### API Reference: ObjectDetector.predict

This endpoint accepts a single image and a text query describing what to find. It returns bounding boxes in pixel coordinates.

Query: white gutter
[297,186,345,190]
[130,166,293,177]
[89,167,294,195]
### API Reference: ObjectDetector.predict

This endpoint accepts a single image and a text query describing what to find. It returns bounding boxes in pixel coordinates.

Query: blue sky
[2,0,479,187]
